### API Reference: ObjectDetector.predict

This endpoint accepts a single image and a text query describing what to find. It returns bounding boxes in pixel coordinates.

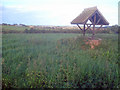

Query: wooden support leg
[83,24,86,36]
[83,30,85,36]
[93,25,95,35]
[92,25,95,39]
[92,14,96,38]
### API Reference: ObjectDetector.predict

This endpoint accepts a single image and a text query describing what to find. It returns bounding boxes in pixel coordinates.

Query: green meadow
[2,25,30,31]
[2,33,119,88]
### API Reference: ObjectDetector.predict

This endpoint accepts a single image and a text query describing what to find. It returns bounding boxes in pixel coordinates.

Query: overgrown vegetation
[2,33,119,88]
[1,25,119,34]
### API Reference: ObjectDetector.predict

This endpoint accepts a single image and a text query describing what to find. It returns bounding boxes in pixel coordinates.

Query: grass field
[2,33,119,88]
[2,25,30,31]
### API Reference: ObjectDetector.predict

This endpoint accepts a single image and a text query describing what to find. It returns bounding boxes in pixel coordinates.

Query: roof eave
[71,22,85,24]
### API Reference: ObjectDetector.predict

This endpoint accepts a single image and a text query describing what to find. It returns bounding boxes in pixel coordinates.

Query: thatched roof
[71,6,109,25]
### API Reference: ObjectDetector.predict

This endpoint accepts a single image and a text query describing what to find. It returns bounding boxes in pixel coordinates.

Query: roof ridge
[84,6,97,11]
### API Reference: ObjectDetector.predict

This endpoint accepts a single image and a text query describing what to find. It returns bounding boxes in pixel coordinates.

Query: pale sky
[1,0,119,26]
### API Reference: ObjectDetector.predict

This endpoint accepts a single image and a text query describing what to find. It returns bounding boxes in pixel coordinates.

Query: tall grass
[2,33,119,88]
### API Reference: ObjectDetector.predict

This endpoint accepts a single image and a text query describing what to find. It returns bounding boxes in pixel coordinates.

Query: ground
[2,33,119,88]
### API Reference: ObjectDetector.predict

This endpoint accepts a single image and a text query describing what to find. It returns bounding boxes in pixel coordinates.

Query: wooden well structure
[71,6,109,36]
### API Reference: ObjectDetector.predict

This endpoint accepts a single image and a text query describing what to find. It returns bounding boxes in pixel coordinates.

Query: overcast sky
[1,0,119,26]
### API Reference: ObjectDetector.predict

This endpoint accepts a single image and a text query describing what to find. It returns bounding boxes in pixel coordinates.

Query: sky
[1,0,119,26]
[118,1,120,26]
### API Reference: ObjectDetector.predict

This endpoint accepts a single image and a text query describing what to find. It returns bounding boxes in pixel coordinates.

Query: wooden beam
[89,18,94,24]
[96,11,108,25]
[94,14,96,25]
[92,25,95,36]
[87,11,97,24]
[96,11,104,21]
[91,14,96,36]
[96,17,101,25]
[86,24,92,25]
[77,24,82,30]
[88,25,95,37]
[83,24,85,36]
[89,26,92,31]
[86,24,91,30]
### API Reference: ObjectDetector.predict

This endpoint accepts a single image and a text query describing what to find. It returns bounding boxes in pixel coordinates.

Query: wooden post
[83,24,86,36]
[92,14,96,37]
[93,24,95,36]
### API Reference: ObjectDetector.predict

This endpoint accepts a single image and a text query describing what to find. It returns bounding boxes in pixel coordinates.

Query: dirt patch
[56,36,102,50]
[84,37,102,49]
